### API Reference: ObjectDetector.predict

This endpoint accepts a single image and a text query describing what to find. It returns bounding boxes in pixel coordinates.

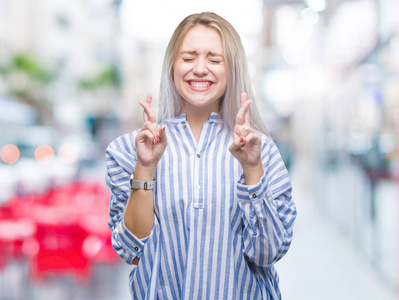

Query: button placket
[193,151,203,208]
[192,122,207,209]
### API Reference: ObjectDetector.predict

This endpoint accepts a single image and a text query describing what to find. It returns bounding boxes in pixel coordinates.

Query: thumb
[229,136,245,153]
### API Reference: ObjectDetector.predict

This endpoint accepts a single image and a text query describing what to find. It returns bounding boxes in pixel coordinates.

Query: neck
[181,103,219,143]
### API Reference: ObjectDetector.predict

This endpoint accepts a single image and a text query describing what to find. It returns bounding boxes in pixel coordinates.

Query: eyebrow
[179,51,224,58]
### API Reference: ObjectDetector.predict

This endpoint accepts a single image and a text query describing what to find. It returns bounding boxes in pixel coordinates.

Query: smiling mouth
[188,81,213,88]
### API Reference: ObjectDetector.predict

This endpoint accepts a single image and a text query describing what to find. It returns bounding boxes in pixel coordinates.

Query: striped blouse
[106,113,296,299]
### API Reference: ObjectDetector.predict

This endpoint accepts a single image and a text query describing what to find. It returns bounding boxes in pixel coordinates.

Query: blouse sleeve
[105,131,149,264]
[236,135,297,267]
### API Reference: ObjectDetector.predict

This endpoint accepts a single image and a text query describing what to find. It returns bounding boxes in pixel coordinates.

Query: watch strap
[130,174,155,190]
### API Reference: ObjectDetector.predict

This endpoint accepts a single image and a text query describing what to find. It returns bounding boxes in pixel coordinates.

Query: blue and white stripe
[106,112,296,299]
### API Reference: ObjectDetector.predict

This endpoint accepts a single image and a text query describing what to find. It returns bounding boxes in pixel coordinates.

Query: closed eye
[183,58,194,62]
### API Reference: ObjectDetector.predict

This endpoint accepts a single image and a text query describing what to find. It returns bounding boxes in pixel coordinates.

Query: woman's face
[173,25,227,114]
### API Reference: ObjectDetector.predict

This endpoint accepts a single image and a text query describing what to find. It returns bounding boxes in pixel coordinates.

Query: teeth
[189,81,212,88]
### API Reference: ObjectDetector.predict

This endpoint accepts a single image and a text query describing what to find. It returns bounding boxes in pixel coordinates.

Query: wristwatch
[129,173,155,190]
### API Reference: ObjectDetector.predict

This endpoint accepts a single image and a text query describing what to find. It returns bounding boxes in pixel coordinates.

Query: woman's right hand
[135,94,167,172]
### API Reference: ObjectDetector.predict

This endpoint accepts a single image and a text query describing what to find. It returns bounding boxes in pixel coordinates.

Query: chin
[187,98,218,107]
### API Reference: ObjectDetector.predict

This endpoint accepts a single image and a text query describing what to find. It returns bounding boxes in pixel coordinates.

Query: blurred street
[277,159,397,300]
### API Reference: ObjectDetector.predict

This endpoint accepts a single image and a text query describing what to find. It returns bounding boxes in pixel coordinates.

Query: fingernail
[156,135,161,141]
[240,137,245,143]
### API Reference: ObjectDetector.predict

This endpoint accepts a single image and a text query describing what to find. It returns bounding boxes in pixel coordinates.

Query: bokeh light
[58,144,79,164]
[34,145,54,164]
[0,144,20,164]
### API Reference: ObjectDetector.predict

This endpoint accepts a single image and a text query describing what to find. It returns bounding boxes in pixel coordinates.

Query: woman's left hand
[229,93,264,184]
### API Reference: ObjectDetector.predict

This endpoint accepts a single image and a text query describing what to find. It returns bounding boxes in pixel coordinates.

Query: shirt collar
[168,112,223,124]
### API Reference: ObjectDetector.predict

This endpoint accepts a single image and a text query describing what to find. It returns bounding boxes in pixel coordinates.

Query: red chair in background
[0,179,118,289]
[0,217,38,261]
[29,204,90,283]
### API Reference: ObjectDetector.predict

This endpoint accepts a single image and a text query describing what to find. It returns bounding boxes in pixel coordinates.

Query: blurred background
[0,0,398,299]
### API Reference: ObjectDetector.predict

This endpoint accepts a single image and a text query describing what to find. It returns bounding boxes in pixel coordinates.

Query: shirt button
[196,185,201,190]
[182,125,186,129]
[252,193,257,198]
[134,246,139,251]
[196,154,200,158]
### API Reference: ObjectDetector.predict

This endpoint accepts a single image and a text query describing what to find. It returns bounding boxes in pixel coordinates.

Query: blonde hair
[159,12,268,135]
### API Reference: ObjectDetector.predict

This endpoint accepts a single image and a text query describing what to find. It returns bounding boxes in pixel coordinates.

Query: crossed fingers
[229,92,262,153]
[138,94,162,145]
[229,93,263,182]
[236,93,251,124]
[235,93,252,136]
[139,94,156,123]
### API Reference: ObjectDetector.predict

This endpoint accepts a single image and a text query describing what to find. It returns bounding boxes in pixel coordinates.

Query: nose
[193,58,209,76]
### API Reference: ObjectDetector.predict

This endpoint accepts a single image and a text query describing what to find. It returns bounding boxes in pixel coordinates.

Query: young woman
[106,12,296,299]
